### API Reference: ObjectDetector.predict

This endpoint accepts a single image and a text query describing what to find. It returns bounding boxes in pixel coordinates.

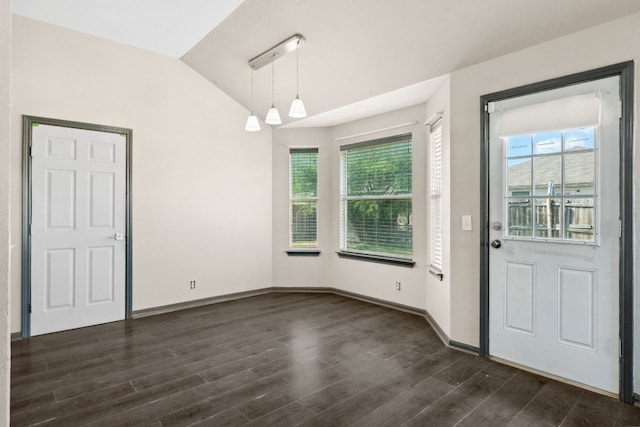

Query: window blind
[496,94,600,137]
[429,122,443,271]
[290,148,318,248]
[340,134,412,257]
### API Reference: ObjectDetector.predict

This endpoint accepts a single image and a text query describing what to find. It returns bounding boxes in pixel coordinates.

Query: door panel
[45,248,75,309]
[88,246,115,303]
[488,76,620,393]
[31,124,126,336]
[557,267,595,349]
[504,261,535,335]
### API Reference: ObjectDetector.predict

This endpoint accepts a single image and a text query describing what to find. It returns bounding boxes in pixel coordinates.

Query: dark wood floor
[11,292,640,426]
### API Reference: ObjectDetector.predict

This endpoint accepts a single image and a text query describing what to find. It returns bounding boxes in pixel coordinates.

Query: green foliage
[345,142,412,197]
[291,153,317,198]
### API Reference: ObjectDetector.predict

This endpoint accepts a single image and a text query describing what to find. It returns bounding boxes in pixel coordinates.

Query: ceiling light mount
[248,34,305,70]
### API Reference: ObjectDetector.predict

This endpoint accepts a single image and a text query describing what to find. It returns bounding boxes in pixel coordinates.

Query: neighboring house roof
[508,150,594,191]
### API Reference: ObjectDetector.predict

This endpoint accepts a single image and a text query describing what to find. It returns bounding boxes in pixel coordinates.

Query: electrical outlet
[395,281,401,291]
[189,280,196,289]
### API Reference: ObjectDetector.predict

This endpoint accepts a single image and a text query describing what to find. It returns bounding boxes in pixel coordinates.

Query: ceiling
[12,0,640,128]
[11,0,246,58]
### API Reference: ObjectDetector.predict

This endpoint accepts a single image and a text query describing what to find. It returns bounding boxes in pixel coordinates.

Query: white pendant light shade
[288,38,307,119]
[265,62,282,126]
[245,70,261,132]
[244,114,261,132]
[265,105,282,125]
[288,96,307,118]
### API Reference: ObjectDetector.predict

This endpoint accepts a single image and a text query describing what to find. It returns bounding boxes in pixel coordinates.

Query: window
[429,117,443,272]
[289,148,318,248]
[340,134,412,258]
[505,127,596,242]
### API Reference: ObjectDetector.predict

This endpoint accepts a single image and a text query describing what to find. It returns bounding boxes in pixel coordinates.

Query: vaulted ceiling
[12,0,640,128]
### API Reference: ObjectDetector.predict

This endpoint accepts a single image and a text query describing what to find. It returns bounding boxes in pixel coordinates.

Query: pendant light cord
[296,40,300,96]
[271,62,275,106]
[249,69,254,114]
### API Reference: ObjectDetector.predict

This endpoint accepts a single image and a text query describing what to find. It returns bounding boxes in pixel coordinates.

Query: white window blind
[290,148,318,248]
[340,134,412,257]
[429,119,443,271]
[495,94,600,137]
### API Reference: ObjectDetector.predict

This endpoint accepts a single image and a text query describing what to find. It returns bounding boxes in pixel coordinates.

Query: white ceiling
[11,0,640,128]
[11,0,245,58]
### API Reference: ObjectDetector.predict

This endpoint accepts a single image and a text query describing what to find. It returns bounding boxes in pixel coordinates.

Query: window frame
[288,147,320,254]
[338,133,414,265]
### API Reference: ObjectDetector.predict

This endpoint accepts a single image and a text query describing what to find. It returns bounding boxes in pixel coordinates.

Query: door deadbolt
[491,221,503,231]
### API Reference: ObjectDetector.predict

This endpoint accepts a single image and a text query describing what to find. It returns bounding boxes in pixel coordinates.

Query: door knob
[490,239,501,249]
[114,233,124,241]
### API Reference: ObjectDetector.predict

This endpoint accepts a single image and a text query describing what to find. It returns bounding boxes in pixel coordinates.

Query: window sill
[336,251,415,268]
[286,249,321,256]
[429,266,444,281]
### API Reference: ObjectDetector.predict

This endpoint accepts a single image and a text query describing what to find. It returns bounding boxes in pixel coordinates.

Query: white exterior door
[488,76,620,393]
[30,124,126,336]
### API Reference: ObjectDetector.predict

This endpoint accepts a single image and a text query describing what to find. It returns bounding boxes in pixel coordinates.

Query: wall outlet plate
[461,215,473,231]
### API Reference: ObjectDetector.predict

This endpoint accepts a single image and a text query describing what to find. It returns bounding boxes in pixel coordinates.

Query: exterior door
[488,76,620,393]
[30,123,127,336]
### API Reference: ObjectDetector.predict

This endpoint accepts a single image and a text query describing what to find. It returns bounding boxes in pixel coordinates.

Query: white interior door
[31,124,126,336]
[488,76,620,394]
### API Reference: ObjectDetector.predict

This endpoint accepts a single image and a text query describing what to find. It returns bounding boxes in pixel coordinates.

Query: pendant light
[244,70,261,132]
[288,39,307,118]
[265,62,282,125]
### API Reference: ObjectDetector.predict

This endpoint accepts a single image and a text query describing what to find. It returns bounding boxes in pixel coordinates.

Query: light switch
[461,215,473,231]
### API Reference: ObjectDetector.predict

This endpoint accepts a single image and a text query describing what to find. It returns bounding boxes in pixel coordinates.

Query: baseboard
[421,307,450,347]
[132,287,272,318]
[16,285,478,356]
[448,339,480,355]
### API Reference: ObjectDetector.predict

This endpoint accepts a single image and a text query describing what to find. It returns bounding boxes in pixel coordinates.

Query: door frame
[479,61,635,402]
[21,116,133,338]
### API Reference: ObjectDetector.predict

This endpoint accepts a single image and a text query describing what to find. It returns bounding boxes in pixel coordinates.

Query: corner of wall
[1,2,11,425]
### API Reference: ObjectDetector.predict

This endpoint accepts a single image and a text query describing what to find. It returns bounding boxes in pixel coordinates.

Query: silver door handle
[114,233,125,241]
[491,239,501,249]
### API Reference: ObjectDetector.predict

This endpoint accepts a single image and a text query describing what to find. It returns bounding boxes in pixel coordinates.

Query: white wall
[272,128,332,287]
[329,105,428,310]
[273,102,452,327]
[0,1,11,424]
[10,16,273,329]
[448,12,640,392]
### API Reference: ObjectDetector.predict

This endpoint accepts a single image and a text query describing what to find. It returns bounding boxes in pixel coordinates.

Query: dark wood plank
[245,401,315,427]
[458,371,547,426]
[350,376,456,427]
[9,292,634,427]
[404,370,508,426]
[614,402,640,426]
[509,381,584,426]
[561,391,622,426]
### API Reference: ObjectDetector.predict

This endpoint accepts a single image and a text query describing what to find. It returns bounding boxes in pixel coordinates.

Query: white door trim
[479,62,635,403]
[21,116,133,337]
